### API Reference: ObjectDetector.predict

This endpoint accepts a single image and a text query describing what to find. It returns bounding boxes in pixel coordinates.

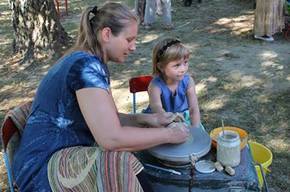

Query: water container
[217,130,241,167]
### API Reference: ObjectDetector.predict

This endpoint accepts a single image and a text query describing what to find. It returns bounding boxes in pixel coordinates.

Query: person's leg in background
[254,0,285,41]
[135,0,146,24]
[144,0,157,29]
[161,0,173,29]
[156,0,163,15]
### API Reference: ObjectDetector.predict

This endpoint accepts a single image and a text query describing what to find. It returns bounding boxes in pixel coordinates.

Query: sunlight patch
[207,76,218,82]
[256,94,270,103]
[185,43,200,51]
[0,39,12,46]
[140,34,159,43]
[228,72,262,89]
[111,78,149,113]
[195,82,207,93]
[203,96,227,110]
[133,57,147,64]
[240,75,261,87]
[0,97,31,111]
[213,14,254,35]
[229,70,242,81]
[268,139,289,151]
[259,51,278,60]
[261,61,279,68]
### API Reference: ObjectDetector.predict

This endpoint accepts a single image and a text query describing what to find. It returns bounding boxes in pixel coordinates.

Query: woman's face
[105,20,138,63]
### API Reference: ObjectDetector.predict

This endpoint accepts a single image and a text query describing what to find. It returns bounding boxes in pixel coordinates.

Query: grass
[0,0,290,191]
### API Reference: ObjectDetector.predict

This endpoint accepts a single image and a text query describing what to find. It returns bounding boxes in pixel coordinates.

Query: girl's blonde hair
[152,38,190,76]
[72,2,138,61]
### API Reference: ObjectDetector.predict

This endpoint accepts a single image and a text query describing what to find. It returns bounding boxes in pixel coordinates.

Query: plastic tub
[210,126,248,149]
[249,141,273,187]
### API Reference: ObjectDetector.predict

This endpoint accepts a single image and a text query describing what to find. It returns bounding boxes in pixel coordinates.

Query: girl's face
[105,20,138,63]
[163,57,189,82]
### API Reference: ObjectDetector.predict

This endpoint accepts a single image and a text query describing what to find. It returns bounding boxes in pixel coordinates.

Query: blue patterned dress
[12,51,110,191]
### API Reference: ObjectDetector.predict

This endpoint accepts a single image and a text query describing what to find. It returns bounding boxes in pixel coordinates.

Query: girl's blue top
[144,74,190,122]
[12,51,110,191]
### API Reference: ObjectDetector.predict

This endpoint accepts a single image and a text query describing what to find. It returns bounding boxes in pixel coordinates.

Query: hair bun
[91,6,98,15]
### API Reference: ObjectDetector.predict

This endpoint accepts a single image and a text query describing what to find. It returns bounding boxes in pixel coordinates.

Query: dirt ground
[0,0,289,191]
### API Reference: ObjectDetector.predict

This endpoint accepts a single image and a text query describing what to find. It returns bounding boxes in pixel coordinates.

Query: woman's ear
[100,27,112,42]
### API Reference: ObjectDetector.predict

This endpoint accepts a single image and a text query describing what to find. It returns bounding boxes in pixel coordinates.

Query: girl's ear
[157,62,164,73]
[100,27,112,42]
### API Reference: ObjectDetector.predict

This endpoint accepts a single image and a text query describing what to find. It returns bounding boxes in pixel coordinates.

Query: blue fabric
[144,74,190,113]
[12,51,110,192]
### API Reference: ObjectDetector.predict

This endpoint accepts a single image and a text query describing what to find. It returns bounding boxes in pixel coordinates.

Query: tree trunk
[9,0,71,62]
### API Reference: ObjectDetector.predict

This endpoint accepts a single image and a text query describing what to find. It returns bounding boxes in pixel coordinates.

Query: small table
[138,146,260,191]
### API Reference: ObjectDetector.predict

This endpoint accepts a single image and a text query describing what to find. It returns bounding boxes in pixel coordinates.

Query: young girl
[145,38,201,127]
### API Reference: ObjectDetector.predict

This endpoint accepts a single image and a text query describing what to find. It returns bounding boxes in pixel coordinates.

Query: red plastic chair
[129,75,153,113]
[1,117,19,192]
[1,101,31,192]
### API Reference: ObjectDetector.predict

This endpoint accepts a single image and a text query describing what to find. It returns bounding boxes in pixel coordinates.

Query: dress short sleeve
[67,56,110,92]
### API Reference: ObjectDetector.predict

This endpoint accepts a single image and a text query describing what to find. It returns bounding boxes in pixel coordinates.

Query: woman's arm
[118,112,176,127]
[76,88,189,151]
[186,76,201,127]
[147,82,165,113]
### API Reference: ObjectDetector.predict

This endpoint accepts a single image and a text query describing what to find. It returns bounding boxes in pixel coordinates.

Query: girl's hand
[167,122,188,129]
[173,113,186,122]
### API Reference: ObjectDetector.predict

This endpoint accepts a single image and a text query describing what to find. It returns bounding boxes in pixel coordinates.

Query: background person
[254,0,285,41]
[143,0,173,29]
[12,3,189,192]
[135,0,146,24]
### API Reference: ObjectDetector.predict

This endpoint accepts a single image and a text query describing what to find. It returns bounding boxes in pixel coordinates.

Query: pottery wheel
[148,124,211,164]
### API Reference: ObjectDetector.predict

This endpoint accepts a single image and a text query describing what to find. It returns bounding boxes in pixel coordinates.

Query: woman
[12,2,189,192]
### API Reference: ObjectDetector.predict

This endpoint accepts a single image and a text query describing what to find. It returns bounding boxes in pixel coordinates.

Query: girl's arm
[147,82,165,113]
[76,87,189,151]
[187,76,201,127]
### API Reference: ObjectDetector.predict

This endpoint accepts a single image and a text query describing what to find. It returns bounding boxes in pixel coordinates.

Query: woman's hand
[166,123,190,144]
[148,112,176,127]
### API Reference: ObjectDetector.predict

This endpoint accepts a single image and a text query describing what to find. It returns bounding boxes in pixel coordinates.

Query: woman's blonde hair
[152,38,190,76]
[72,2,137,61]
